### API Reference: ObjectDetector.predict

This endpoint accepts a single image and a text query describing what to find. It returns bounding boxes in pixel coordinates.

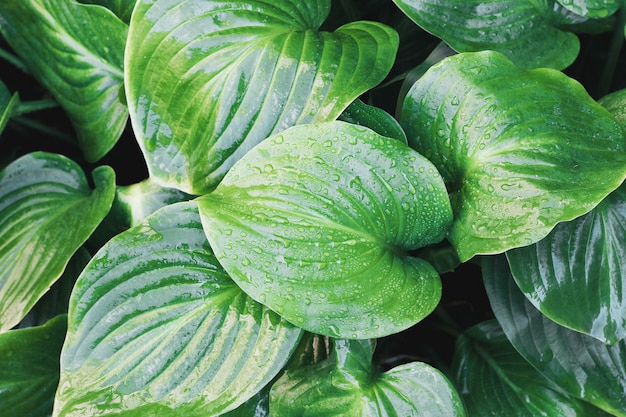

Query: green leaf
[483,255,626,416]
[0,152,115,333]
[400,50,626,262]
[0,80,19,136]
[600,88,626,128]
[78,0,136,23]
[55,201,303,417]
[126,0,399,194]
[0,0,128,162]
[555,0,620,18]
[198,121,452,339]
[452,320,611,417]
[338,99,407,143]
[392,0,580,70]
[506,182,626,345]
[0,315,67,417]
[270,338,466,416]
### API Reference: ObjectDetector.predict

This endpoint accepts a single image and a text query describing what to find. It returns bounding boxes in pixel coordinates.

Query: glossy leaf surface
[392,0,579,70]
[483,255,626,416]
[55,202,303,417]
[0,152,115,332]
[198,121,452,339]
[0,315,67,417]
[401,50,626,262]
[600,88,626,127]
[338,99,407,143]
[555,0,620,18]
[78,0,136,23]
[126,0,398,194]
[452,320,610,417]
[0,0,128,162]
[506,183,626,345]
[271,339,466,416]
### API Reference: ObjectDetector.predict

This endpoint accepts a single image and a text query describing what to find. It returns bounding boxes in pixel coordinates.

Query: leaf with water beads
[198,121,453,339]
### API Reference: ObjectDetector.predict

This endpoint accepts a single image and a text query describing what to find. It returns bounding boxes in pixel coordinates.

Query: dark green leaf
[0,80,19,136]
[55,201,303,417]
[198,121,452,339]
[78,0,136,23]
[483,255,626,416]
[338,99,407,143]
[453,320,611,417]
[126,0,399,194]
[0,0,128,162]
[271,338,466,416]
[392,0,579,70]
[0,152,115,332]
[0,315,67,417]
[506,183,626,345]
[400,50,626,262]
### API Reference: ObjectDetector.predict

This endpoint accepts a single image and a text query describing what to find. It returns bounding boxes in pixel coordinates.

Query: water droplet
[241,258,251,266]
[272,135,284,144]
[304,298,312,306]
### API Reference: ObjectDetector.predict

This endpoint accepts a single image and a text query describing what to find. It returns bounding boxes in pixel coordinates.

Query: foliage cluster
[1,0,626,416]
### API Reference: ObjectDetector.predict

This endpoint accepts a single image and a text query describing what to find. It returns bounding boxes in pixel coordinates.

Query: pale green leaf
[0,152,115,332]
[555,0,620,18]
[0,0,128,162]
[54,201,303,417]
[392,0,579,70]
[198,121,452,339]
[271,339,466,416]
[126,0,399,194]
[506,183,626,345]
[483,255,626,416]
[400,50,626,262]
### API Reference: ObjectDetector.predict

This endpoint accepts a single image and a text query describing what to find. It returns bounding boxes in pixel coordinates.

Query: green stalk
[597,4,626,97]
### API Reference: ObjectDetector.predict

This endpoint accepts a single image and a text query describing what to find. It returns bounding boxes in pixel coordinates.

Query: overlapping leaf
[555,0,620,18]
[0,0,128,162]
[78,0,136,23]
[600,88,626,127]
[0,152,115,332]
[401,50,626,262]
[452,320,611,417]
[483,255,626,416]
[506,183,626,345]
[271,339,466,416]
[0,80,19,136]
[198,121,452,339]
[125,0,399,194]
[0,315,67,417]
[55,201,303,417]
[392,0,579,69]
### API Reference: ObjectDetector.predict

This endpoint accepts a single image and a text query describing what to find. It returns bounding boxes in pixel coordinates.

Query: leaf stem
[0,47,27,73]
[14,99,60,116]
[597,4,626,97]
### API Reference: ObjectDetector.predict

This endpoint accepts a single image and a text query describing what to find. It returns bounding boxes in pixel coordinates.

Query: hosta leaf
[126,0,398,194]
[483,255,626,416]
[0,81,19,136]
[506,183,626,345]
[0,315,67,417]
[452,320,611,417]
[54,201,303,417]
[78,0,136,23]
[271,338,466,416]
[600,88,626,127]
[400,50,626,262]
[0,0,128,162]
[0,152,115,333]
[338,99,407,143]
[198,121,452,339]
[555,0,620,18]
[392,0,579,70]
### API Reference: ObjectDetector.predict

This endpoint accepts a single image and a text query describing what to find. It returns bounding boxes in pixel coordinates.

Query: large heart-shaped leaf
[392,0,579,70]
[483,255,626,416]
[400,50,626,262]
[555,0,620,18]
[506,182,626,345]
[54,201,303,417]
[0,315,67,417]
[0,0,128,162]
[125,0,399,194]
[452,320,611,417]
[198,121,452,339]
[270,339,466,416]
[0,152,115,332]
